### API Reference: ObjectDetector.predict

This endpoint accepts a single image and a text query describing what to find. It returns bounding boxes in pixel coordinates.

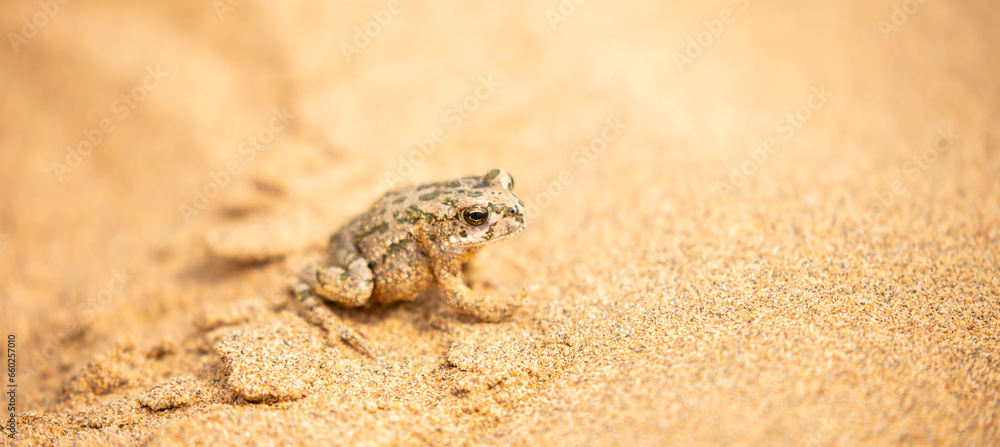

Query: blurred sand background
[1,0,998,445]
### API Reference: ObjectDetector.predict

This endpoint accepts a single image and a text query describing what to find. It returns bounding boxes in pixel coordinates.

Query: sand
[1,0,998,445]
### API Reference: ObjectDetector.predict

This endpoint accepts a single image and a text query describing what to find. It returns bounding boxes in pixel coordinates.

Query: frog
[292,168,529,357]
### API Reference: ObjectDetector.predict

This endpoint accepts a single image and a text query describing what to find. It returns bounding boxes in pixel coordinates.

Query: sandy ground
[1,0,998,445]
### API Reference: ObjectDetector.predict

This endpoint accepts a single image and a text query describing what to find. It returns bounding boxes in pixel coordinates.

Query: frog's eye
[461,206,490,226]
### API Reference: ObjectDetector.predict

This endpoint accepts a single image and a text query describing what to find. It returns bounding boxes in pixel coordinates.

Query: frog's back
[351,185,436,303]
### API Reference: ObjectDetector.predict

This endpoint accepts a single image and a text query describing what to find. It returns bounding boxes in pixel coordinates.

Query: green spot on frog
[357,221,389,238]
[484,221,498,240]
[419,190,443,201]
[382,235,416,261]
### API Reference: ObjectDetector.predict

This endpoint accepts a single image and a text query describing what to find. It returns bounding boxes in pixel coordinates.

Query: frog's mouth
[473,217,525,246]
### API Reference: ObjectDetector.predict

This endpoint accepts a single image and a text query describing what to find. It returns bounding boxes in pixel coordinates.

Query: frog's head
[421,168,526,255]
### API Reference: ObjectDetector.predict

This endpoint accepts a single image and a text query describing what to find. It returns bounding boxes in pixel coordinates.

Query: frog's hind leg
[301,227,375,307]
[294,227,377,357]
[292,281,377,358]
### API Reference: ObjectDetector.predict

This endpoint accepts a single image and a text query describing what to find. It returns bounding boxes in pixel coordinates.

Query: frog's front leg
[432,258,518,322]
